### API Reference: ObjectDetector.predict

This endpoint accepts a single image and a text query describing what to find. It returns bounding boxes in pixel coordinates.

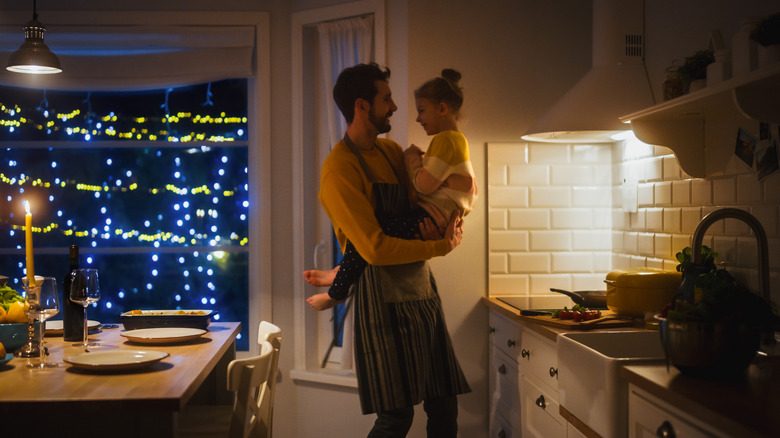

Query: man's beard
[369,111,392,134]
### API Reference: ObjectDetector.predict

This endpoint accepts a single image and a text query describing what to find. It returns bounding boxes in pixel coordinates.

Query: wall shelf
[620,63,780,177]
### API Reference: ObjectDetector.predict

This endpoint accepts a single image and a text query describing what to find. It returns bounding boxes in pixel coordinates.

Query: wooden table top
[0,321,241,414]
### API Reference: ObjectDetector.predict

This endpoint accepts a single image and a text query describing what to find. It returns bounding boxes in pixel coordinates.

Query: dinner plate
[46,320,101,335]
[0,353,13,366]
[120,327,207,344]
[64,350,169,371]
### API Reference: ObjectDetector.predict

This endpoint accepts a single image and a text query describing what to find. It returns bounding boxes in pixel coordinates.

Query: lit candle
[24,200,35,287]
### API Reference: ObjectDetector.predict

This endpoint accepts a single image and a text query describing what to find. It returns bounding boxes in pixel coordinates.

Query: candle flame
[24,200,31,215]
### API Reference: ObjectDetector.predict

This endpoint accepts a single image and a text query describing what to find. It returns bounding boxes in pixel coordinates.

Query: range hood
[522,0,655,143]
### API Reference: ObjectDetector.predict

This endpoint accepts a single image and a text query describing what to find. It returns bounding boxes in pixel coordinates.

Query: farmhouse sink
[557,331,665,438]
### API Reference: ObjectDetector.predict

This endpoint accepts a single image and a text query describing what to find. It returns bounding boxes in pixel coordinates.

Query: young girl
[305,69,477,309]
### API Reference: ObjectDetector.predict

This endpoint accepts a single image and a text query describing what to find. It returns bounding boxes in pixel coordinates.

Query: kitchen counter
[485,296,780,438]
[622,359,780,438]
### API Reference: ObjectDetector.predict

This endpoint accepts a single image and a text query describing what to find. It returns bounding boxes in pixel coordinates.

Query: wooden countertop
[622,359,780,438]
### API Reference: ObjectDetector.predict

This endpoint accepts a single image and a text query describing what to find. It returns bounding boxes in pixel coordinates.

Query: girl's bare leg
[303,266,339,287]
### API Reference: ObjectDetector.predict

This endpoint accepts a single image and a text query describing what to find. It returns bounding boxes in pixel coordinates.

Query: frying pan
[550,288,608,309]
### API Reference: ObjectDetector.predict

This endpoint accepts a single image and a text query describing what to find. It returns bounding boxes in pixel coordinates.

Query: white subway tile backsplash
[672,234,690,255]
[681,207,703,233]
[573,187,611,207]
[637,183,654,206]
[612,210,628,229]
[593,208,612,229]
[572,273,609,291]
[663,208,682,233]
[573,144,611,163]
[638,232,655,256]
[592,164,612,186]
[509,209,550,229]
[489,253,508,274]
[530,186,571,207]
[489,230,529,251]
[737,174,762,204]
[663,155,681,180]
[529,143,569,164]
[530,230,571,251]
[552,252,594,272]
[654,181,672,206]
[631,210,646,230]
[672,180,691,206]
[488,163,508,186]
[654,233,673,260]
[624,232,639,254]
[713,236,738,265]
[530,274,573,292]
[572,230,612,250]
[764,172,780,202]
[750,204,779,237]
[645,156,664,181]
[488,143,526,166]
[552,209,593,229]
[488,208,508,230]
[612,231,625,252]
[592,252,612,271]
[712,177,737,205]
[724,215,752,237]
[552,165,593,186]
[489,275,529,295]
[489,186,529,208]
[510,252,551,273]
[737,237,758,267]
[646,208,663,231]
[691,179,712,206]
[509,164,549,186]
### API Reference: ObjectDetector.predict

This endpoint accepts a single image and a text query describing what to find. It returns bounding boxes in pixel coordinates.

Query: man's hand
[443,210,463,252]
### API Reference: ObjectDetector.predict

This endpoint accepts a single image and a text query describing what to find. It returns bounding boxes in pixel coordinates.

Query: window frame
[290,0,385,387]
[0,11,272,358]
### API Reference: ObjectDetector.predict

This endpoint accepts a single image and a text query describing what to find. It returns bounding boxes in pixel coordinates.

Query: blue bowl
[0,322,41,353]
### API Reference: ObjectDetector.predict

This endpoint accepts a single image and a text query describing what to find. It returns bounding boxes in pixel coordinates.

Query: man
[309,63,470,437]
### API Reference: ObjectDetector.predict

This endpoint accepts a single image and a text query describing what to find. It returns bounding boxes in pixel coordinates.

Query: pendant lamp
[6,0,62,74]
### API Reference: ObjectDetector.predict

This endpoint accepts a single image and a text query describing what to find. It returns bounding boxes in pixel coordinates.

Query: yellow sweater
[319,137,451,265]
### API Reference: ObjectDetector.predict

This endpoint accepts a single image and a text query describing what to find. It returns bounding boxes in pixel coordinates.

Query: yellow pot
[604,268,682,317]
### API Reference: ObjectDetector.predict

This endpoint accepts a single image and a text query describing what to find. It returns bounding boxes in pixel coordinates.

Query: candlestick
[24,200,35,287]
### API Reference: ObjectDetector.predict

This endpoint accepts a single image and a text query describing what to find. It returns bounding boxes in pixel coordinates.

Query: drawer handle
[498,430,506,438]
[521,349,530,359]
[549,367,558,378]
[489,326,496,333]
[535,394,546,409]
[498,364,507,374]
[506,339,516,348]
[656,420,676,438]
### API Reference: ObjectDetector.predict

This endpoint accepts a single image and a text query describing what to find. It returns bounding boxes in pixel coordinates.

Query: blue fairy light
[152,269,158,276]
[221,156,228,163]
[175,295,181,301]
[86,257,93,264]
[106,158,112,165]
[144,220,150,227]
[178,257,185,264]
[183,270,189,277]
[146,283,153,290]
[152,254,158,262]
[51,161,57,168]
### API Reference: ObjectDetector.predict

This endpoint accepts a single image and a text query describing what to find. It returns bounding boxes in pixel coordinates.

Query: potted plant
[658,246,777,379]
[675,50,715,93]
[750,12,780,67]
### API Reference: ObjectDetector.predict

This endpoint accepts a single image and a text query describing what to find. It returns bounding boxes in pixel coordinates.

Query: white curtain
[314,15,374,371]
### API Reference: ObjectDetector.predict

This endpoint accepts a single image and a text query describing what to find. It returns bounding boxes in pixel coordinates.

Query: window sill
[290,368,358,389]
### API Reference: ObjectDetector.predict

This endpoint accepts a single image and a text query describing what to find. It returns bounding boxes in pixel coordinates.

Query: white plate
[0,353,13,366]
[64,350,169,371]
[120,327,207,344]
[46,320,101,335]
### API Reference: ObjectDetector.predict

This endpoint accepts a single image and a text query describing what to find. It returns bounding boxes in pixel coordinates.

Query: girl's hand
[443,211,464,252]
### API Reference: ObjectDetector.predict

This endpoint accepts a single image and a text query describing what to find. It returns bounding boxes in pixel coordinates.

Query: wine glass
[68,268,100,351]
[25,277,60,368]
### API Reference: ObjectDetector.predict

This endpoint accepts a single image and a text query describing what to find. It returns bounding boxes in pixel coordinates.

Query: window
[0,80,252,350]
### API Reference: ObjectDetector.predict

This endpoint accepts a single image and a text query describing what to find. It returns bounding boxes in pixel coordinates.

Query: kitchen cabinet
[628,384,725,438]
[620,63,780,177]
[488,310,523,437]
[520,326,566,438]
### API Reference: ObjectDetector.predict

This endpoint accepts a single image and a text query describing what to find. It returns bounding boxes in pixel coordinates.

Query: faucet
[685,208,773,342]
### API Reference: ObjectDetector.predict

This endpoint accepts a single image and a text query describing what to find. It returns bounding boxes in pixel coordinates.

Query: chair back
[227,341,275,438]
[256,321,281,436]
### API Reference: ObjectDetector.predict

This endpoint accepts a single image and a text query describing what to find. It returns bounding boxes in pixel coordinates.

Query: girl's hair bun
[441,68,461,84]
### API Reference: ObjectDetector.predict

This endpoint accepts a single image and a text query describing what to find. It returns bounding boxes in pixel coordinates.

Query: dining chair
[255,321,282,436]
[227,340,276,438]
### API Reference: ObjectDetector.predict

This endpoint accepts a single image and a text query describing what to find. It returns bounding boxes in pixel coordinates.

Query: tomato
[558,310,574,320]
[583,310,601,321]
[572,311,584,322]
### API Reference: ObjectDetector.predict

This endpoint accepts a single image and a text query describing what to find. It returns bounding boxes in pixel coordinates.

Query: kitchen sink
[557,331,665,438]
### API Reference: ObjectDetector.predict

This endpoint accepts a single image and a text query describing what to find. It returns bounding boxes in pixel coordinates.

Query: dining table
[0,321,241,437]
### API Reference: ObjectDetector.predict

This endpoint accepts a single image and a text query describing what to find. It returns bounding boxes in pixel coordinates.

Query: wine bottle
[62,245,85,341]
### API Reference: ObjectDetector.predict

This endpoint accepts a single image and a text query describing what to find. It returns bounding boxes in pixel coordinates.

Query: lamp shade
[6,18,62,74]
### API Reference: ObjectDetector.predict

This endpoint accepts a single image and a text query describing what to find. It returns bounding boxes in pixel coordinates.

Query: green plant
[675,50,715,82]
[750,12,780,47]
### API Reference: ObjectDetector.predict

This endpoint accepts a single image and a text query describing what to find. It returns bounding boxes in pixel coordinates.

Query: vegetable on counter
[552,304,601,321]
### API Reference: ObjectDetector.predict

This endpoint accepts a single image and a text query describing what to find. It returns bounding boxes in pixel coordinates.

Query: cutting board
[519,310,635,330]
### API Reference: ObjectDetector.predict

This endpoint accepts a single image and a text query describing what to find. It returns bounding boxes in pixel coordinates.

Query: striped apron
[344,136,470,415]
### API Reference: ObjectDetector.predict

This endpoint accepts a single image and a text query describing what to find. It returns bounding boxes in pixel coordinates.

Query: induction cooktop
[496,296,553,316]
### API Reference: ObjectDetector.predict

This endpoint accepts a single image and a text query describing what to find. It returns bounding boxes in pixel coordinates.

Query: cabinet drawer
[489,410,516,438]
[628,385,722,438]
[489,311,523,359]
[519,328,558,392]
[490,347,521,429]
[522,375,565,438]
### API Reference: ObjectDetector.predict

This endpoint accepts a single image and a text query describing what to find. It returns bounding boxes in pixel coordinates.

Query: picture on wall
[734,127,756,167]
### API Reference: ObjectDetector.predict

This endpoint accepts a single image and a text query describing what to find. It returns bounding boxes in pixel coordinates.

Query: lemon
[0,306,7,324]
[7,300,28,323]
[0,341,5,357]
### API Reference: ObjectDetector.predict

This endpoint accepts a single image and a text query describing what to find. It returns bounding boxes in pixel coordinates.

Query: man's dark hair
[333,63,391,124]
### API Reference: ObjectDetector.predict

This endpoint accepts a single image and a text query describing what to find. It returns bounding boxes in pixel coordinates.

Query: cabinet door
[489,410,516,438]
[490,310,523,360]
[490,345,521,429]
[628,385,721,438]
[520,328,558,392]
[522,376,566,438]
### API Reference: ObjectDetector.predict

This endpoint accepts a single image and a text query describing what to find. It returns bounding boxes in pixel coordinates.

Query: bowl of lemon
[1,280,36,353]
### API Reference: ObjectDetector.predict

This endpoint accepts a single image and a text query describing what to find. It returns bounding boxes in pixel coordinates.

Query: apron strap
[343,134,409,195]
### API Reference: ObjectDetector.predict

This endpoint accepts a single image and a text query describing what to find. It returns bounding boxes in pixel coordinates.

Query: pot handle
[603,279,616,286]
